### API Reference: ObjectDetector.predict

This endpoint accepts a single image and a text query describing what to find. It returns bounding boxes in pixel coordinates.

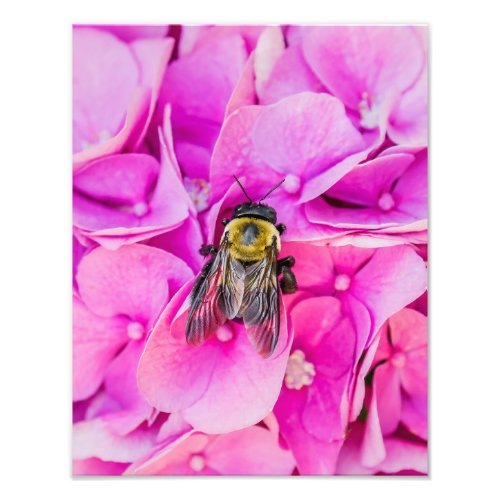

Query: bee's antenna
[259,178,285,203]
[233,175,253,202]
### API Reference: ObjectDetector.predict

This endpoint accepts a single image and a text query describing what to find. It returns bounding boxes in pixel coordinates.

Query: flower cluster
[73,24,428,476]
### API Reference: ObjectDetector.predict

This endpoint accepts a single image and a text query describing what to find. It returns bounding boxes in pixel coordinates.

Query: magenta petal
[351,245,427,338]
[206,426,295,475]
[77,244,193,324]
[73,295,129,401]
[290,297,356,441]
[127,37,174,148]
[73,457,128,476]
[274,386,343,474]
[252,93,364,178]
[373,363,402,436]
[147,215,204,274]
[138,278,292,434]
[225,51,257,117]
[73,419,156,463]
[377,437,428,474]
[160,34,247,126]
[360,386,386,467]
[73,28,138,153]
[92,25,169,42]
[260,45,326,105]
[74,153,159,210]
[104,340,151,419]
[388,66,428,147]
[302,26,425,110]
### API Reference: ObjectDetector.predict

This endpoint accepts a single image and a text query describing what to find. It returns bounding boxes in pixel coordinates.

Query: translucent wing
[241,238,280,358]
[186,233,245,345]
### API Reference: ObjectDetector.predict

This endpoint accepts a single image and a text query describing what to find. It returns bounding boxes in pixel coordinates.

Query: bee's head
[231,175,284,225]
[232,202,277,224]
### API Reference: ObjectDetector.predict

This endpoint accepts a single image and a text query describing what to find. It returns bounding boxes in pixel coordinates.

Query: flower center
[391,351,406,369]
[378,192,395,212]
[283,174,301,194]
[334,273,351,292]
[127,322,145,341]
[189,454,205,472]
[285,349,316,390]
[358,92,381,130]
[184,178,211,212]
[132,201,150,217]
[216,325,233,342]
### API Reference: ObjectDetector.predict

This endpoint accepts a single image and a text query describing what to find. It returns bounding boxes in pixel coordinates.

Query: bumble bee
[186,176,297,357]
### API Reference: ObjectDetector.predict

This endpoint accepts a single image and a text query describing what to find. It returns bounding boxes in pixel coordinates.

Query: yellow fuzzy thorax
[223,217,281,262]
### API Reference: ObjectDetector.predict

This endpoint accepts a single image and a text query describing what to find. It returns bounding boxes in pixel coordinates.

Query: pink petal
[103,341,151,425]
[373,362,402,436]
[260,45,326,104]
[274,386,343,474]
[77,244,192,325]
[147,215,204,274]
[388,66,428,147]
[75,153,159,203]
[360,386,387,467]
[90,25,169,42]
[351,245,427,339]
[160,34,247,126]
[127,37,175,148]
[225,52,257,117]
[73,457,128,476]
[206,426,295,475]
[252,93,365,179]
[73,28,138,153]
[253,26,285,98]
[377,437,428,474]
[138,279,292,433]
[73,295,129,401]
[302,26,425,111]
[289,297,356,441]
[73,419,157,463]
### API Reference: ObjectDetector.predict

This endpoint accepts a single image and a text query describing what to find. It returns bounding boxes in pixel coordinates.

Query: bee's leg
[279,267,297,294]
[277,255,295,275]
[199,244,218,256]
[276,223,286,235]
[222,218,231,226]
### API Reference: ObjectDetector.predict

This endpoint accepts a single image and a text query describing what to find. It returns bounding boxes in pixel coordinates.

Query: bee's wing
[241,238,280,358]
[186,234,245,345]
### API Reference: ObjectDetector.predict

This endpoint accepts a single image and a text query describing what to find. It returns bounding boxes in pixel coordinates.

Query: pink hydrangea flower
[280,242,427,361]
[137,278,293,434]
[370,308,428,440]
[210,92,367,240]
[336,422,427,475]
[300,26,427,147]
[73,108,195,250]
[157,32,248,184]
[306,148,427,236]
[273,297,357,474]
[73,244,193,432]
[73,27,173,170]
[126,426,295,475]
